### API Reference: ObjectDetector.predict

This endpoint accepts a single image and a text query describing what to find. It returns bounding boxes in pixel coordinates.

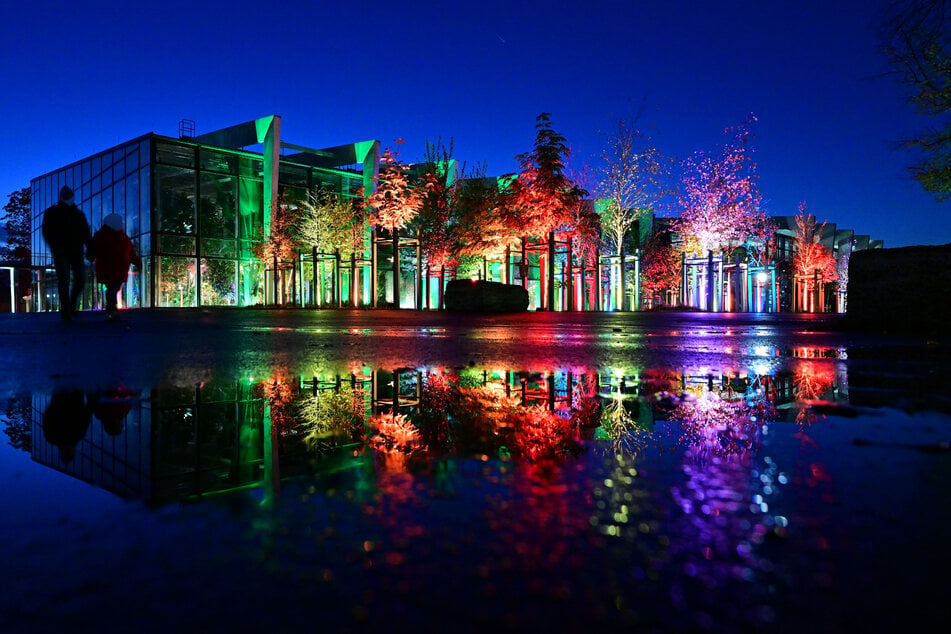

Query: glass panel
[199,173,236,239]
[155,142,195,167]
[101,185,113,222]
[113,178,125,220]
[279,163,308,188]
[239,156,263,178]
[82,160,91,185]
[140,167,151,235]
[157,255,197,307]
[140,140,151,168]
[200,148,237,174]
[125,150,138,176]
[156,165,195,234]
[139,232,151,257]
[200,258,237,306]
[200,238,236,258]
[158,234,196,256]
[237,178,263,244]
[113,154,125,180]
[238,258,263,307]
[126,171,139,237]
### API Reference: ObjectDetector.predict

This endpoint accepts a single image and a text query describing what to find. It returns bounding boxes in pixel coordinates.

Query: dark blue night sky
[2,0,947,247]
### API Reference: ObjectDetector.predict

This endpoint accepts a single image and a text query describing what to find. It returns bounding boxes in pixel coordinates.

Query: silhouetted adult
[42,389,93,464]
[41,185,93,320]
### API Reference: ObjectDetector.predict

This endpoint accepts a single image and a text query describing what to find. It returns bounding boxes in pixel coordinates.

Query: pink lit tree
[674,117,772,256]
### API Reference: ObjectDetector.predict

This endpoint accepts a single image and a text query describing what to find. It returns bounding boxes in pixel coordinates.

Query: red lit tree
[674,117,772,256]
[416,138,461,269]
[502,113,586,239]
[253,195,301,263]
[639,228,682,301]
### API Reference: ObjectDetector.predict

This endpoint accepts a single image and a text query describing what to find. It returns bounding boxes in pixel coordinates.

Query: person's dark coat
[41,202,92,258]
[91,227,142,284]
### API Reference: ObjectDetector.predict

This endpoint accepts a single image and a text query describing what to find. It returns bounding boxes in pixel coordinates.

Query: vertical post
[371,227,378,308]
[351,252,358,307]
[566,236,573,311]
[504,245,510,284]
[439,265,445,310]
[335,248,342,308]
[310,246,320,307]
[706,250,714,312]
[681,252,687,307]
[618,245,625,311]
[425,266,431,310]
[814,269,821,313]
[392,229,400,308]
[595,246,601,311]
[634,248,640,311]
[521,237,527,289]
[482,256,488,281]
[547,231,555,311]
[547,374,555,411]
[416,241,422,310]
[272,254,279,306]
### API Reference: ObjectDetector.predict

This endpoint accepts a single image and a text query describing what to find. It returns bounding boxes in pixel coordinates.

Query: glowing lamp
[756,271,768,283]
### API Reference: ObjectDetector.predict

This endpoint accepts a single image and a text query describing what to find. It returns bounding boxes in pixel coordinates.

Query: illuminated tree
[836,248,851,299]
[792,203,837,282]
[596,119,666,256]
[366,140,425,233]
[1,187,30,265]
[880,0,951,198]
[674,117,772,256]
[298,189,364,257]
[502,113,586,239]
[253,195,301,264]
[456,174,514,259]
[639,228,682,301]
[416,139,462,269]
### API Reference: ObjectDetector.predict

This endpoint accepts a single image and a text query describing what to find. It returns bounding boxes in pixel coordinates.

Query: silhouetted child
[91,213,142,320]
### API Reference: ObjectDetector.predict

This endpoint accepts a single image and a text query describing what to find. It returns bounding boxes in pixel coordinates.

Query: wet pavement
[1,309,949,633]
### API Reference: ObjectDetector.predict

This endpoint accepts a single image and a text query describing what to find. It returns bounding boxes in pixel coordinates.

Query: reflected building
[30,116,379,311]
[26,363,852,505]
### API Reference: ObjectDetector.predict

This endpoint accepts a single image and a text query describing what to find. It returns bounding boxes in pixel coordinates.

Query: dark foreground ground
[1,309,949,633]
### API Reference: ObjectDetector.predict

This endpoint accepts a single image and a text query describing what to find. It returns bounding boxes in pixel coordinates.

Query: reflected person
[42,389,93,464]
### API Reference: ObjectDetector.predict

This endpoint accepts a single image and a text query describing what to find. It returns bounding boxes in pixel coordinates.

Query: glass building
[30,116,379,311]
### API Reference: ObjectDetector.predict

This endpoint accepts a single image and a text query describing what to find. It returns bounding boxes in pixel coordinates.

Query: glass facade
[31,136,151,312]
[32,133,366,310]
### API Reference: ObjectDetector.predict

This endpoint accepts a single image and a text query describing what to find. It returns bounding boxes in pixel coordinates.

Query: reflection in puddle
[20,361,850,508]
[4,353,949,631]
